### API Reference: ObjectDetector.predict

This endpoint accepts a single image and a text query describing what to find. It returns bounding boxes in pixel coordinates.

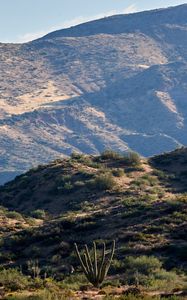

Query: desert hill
[0,149,186,286]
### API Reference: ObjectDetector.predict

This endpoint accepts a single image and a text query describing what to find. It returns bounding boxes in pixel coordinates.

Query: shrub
[60,273,87,290]
[140,174,158,186]
[71,152,83,160]
[56,175,71,185]
[123,256,183,290]
[75,221,99,232]
[124,256,162,277]
[31,210,46,219]
[123,152,141,167]
[112,168,125,177]
[89,173,116,191]
[0,268,30,291]
[6,211,23,220]
[62,182,74,192]
[101,150,122,160]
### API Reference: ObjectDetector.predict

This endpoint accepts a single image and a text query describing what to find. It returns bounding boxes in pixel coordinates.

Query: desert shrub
[75,221,99,232]
[56,175,71,185]
[112,168,125,177]
[124,256,162,276]
[131,178,146,186]
[101,150,122,160]
[0,206,8,214]
[71,152,83,160]
[88,173,116,190]
[110,259,124,273]
[62,182,74,192]
[77,200,95,212]
[76,169,94,180]
[0,268,30,291]
[60,273,88,290]
[141,174,158,186]
[123,256,183,290]
[86,161,101,168]
[6,211,23,220]
[122,152,141,167]
[53,174,75,194]
[72,154,99,168]
[31,209,46,219]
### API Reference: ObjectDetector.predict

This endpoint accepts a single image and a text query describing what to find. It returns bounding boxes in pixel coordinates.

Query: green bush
[6,211,23,220]
[124,256,162,277]
[71,152,83,160]
[101,150,122,160]
[62,182,74,192]
[31,210,46,219]
[89,173,116,191]
[0,268,30,291]
[140,174,158,186]
[123,152,141,167]
[56,175,71,185]
[123,256,183,290]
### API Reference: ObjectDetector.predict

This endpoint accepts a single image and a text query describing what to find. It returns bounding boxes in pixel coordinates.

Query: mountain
[1,4,187,185]
[0,149,186,294]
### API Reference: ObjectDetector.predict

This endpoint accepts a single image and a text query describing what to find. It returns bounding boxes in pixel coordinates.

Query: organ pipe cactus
[74,240,115,288]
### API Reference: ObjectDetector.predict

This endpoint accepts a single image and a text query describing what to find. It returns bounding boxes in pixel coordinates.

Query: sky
[0,0,186,43]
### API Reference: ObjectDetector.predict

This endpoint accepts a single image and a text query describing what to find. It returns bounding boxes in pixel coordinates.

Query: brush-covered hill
[1,4,187,184]
[0,148,186,297]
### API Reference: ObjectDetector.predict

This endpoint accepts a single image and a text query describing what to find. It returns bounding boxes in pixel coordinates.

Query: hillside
[0,148,186,299]
[0,4,187,184]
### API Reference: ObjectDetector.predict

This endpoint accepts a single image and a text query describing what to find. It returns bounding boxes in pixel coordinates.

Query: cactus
[74,240,115,288]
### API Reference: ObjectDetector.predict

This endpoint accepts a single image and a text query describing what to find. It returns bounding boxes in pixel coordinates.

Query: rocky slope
[0,4,187,184]
[0,149,186,289]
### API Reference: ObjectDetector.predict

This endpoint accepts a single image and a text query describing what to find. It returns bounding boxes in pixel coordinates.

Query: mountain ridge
[42,4,187,39]
[0,4,187,185]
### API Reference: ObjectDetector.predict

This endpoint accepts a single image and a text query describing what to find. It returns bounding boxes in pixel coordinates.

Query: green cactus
[74,240,115,288]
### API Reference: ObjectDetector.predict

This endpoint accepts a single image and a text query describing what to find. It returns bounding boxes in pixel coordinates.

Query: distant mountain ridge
[0,4,187,185]
[43,4,187,38]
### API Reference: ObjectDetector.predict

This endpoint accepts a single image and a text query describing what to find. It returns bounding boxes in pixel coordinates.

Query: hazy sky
[1,0,186,43]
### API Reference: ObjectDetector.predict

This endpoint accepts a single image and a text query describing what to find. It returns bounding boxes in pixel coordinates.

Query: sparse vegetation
[0,150,187,298]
